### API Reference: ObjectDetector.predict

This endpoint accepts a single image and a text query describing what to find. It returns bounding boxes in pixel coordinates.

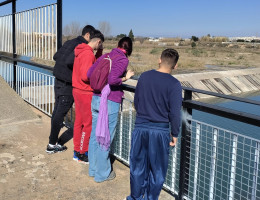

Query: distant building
[229,36,260,42]
[148,37,160,42]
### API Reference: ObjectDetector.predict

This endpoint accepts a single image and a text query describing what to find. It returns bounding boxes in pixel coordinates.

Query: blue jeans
[88,96,120,182]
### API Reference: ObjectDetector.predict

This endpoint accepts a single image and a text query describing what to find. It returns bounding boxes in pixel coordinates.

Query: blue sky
[1,0,260,38]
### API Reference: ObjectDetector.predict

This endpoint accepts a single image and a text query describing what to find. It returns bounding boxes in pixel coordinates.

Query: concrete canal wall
[125,68,260,100]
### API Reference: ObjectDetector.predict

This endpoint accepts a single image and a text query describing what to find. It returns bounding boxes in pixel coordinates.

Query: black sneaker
[106,171,116,181]
[46,144,67,154]
[78,152,89,164]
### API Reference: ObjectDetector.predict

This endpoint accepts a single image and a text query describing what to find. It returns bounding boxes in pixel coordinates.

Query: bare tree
[98,21,111,37]
[63,21,82,37]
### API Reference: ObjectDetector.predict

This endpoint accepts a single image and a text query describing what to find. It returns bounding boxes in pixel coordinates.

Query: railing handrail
[1,53,260,128]
[183,99,260,127]
[0,54,53,71]
[0,0,12,7]
[182,86,260,106]
[0,2,57,17]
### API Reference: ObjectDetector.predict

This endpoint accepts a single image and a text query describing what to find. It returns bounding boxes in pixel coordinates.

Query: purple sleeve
[87,53,107,79]
[108,57,129,86]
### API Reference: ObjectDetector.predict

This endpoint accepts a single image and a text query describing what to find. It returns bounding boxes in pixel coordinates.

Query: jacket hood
[75,43,93,57]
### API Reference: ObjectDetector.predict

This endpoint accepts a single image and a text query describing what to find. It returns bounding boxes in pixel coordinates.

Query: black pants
[48,81,74,145]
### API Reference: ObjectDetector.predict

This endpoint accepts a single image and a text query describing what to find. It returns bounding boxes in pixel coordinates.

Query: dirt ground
[0,105,175,200]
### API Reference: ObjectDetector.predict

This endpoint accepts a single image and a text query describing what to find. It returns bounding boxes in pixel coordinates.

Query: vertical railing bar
[17,13,19,54]
[38,74,42,109]
[7,15,9,53]
[128,101,132,162]
[41,74,44,111]
[36,72,39,108]
[171,138,178,193]
[209,128,218,200]
[45,6,47,60]
[32,10,35,57]
[48,5,50,60]
[193,123,201,200]
[4,17,8,52]
[5,16,7,52]
[23,12,25,56]
[25,11,28,56]
[30,10,32,56]
[22,67,25,98]
[228,134,238,200]
[41,7,43,59]
[9,15,11,53]
[35,8,38,58]
[0,17,2,51]
[38,8,40,58]
[119,102,123,158]
[51,5,54,60]
[45,75,47,113]
[55,4,57,53]
[33,71,36,106]
[48,76,51,114]
[26,68,29,101]
[251,142,259,200]
[29,69,31,103]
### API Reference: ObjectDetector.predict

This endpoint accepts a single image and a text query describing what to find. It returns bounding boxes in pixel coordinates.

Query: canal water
[194,91,260,140]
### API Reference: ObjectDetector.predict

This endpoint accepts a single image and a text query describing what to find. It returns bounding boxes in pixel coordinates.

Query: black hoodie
[53,36,88,83]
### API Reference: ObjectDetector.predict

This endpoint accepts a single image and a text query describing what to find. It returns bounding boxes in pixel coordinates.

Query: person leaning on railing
[46,25,103,156]
[125,48,182,200]
[87,37,134,182]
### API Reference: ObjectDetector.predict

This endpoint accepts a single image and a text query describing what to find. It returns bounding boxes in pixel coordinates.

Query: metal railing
[0,58,54,116]
[1,57,260,199]
[0,3,58,60]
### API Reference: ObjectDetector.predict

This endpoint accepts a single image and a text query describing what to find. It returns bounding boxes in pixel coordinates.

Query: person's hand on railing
[122,70,135,82]
[170,137,178,147]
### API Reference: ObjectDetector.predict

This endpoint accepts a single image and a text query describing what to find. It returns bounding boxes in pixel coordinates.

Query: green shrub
[191,42,196,48]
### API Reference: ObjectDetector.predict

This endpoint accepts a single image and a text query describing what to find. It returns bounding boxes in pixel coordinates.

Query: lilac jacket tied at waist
[87,48,129,103]
[95,84,111,150]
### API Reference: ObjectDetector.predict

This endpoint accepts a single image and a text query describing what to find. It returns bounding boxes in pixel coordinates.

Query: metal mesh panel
[186,119,260,200]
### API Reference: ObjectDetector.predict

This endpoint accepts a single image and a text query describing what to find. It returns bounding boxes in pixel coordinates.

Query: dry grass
[30,38,260,75]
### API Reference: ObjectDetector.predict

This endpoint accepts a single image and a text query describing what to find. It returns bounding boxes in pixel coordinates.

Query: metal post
[12,0,16,91]
[56,0,62,50]
[192,123,201,200]
[178,89,192,200]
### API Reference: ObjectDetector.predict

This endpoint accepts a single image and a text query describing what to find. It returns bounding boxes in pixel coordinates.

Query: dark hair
[118,37,133,56]
[161,48,179,68]
[90,30,105,42]
[82,25,95,36]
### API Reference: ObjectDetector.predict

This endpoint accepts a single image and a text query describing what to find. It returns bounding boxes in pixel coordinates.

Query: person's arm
[80,52,95,83]
[134,77,141,111]
[169,82,182,146]
[107,58,129,85]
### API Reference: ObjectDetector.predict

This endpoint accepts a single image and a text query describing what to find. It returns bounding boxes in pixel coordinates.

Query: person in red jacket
[72,30,104,163]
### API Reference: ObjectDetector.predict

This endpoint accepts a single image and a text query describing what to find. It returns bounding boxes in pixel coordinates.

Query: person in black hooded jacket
[46,25,103,155]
